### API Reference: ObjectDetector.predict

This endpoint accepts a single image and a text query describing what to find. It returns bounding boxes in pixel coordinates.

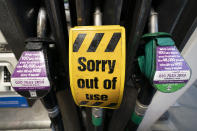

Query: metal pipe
[149,9,158,33]
[92,107,103,127]
[37,8,47,38]
[91,7,103,131]
[94,8,102,26]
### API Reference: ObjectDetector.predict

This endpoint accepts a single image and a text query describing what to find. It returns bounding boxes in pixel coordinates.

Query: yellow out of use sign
[69,26,125,109]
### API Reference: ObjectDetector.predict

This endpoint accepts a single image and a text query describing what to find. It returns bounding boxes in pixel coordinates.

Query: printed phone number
[159,73,186,78]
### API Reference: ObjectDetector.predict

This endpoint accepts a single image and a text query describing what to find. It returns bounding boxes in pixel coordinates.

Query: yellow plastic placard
[69,26,125,109]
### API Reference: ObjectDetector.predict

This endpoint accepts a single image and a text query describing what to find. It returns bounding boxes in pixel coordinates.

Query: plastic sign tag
[11,51,50,98]
[69,26,125,109]
[153,46,191,93]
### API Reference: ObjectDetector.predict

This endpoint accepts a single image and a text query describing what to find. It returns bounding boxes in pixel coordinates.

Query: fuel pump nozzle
[36,8,64,131]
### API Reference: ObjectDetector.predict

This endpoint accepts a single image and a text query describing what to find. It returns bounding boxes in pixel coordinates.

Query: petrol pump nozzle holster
[25,37,54,51]
[25,37,55,82]
[10,37,55,98]
[138,32,175,83]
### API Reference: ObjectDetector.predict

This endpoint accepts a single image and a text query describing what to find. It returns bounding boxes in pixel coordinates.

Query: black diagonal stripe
[80,101,89,105]
[92,102,104,106]
[87,33,104,52]
[105,33,121,52]
[105,103,117,107]
[73,33,86,52]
